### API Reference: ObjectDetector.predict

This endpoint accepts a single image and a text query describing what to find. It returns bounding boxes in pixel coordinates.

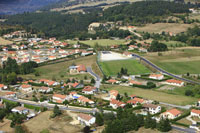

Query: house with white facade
[52,94,68,103]
[161,108,182,120]
[165,79,184,87]
[20,84,32,92]
[191,109,200,118]
[77,113,96,126]
[0,84,8,90]
[38,87,53,93]
[82,86,97,95]
[11,106,29,114]
[149,74,164,80]
[142,103,161,114]
[110,99,126,109]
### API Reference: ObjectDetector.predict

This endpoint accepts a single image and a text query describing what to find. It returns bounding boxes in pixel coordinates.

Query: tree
[157,118,172,132]
[91,78,96,84]
[83,126,90,133]
[95,113,104,126]
[63,100,69,105]
[144,113,157,129]
[185,89,194,96]
[7,72,17,85]
[116,94,121,100]
[52,105,61,118]
[147,82,156,88]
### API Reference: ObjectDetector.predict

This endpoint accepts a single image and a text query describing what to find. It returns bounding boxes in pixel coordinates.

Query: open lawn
[21,55,103,80]
[23,111,81,133]
[136,23,194,34]
[161,41,188,47]
[177,118,192,125]
[68,39,126,47]
[0,37,13,45]
[101,84,197,105]
[145,47,200,74]
[99,59,150,76]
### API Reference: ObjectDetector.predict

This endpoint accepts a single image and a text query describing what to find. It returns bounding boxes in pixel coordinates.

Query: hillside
[0,0,61,15]
[2,1,195,39]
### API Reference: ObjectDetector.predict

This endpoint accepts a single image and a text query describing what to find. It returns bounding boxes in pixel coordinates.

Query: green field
[101,84,197,105]
[68,39,126,47]
[146,47,200,74]
[99,59,151,76]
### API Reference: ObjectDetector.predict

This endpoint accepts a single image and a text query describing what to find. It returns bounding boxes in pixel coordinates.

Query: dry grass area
[0,37,13,45]
[101,84,197,105]
[144,47,200,74]
[23,111,81,133]
[21,55,103,80]
[136,23,194,34]
[0,119,14,132]
[51,0,138,12]
[130,127,180,133]
[177,118,192,125]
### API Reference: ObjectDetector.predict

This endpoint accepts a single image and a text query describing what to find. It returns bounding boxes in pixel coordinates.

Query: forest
[2,1,194,39]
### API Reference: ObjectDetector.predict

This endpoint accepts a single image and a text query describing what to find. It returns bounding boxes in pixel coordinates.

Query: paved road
[172,126,196,133]
[159,102,192,110]
[87,67,101,88]
[132,53,200,85]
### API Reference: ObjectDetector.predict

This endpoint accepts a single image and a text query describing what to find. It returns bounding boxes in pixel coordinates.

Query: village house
[123,51,133,57]
[39,79,59,86]
[69,64,87,74]
[78,96,94,105]
[82,86,97,95]
[67,82,84,89]
[128,45,138,50]
[161,108,182,120]
[109,90,119,99]
[142,103,161,114]
[4,91,17,99]
[52,94,68,103]
[165,79,184,87]
[127,97,145,107]
[69,91,79,100]
[48,56,56,60]
[20,84,32,92]
[77,113,96,126]
[11,106,29,114]
[149,74,164,80]
[129,94,137,99]
[38,87,53,93]
[139,48,148,53]
[0,103,4,109]
[129,80,142,86]
[110,99,126,109]
[0,84,8,90]
[107,79,120,84]
[191,109,200,118]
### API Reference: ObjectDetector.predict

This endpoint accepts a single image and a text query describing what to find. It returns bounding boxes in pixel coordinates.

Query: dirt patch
[0,119,14,133]
[23,111,82,133]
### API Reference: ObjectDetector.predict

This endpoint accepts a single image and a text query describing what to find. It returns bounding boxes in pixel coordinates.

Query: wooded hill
[2,1,194,39]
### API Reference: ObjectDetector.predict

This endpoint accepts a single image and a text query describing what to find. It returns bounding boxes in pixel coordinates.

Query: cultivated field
[0,37,13,45]
[101,84,197,105]
[21,55,103,80]
[99,59,151,76]
[23,111,81,133]
[136,23,194,34]
[145,47,200,74]
[68,39,126,47]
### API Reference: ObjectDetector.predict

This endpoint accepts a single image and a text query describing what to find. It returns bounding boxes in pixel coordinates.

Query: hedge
[171,121,190,128]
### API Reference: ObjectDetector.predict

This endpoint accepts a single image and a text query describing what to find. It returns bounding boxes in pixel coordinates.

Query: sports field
[68,39,126,47]
[99,59,151,76]
[145,47,200,74]
[101,84,197,105]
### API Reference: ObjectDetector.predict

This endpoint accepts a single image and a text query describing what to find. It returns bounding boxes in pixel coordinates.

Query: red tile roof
[166,79,183,84]
[82,86,96,92]
[107,79,118,83]
[191,109,200,115]
[129,80,142,85]
[109,90,118,97]
[166,108,182,116]
[77,64,86,72]
[78,113,93,121]
[53,94,66,99]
